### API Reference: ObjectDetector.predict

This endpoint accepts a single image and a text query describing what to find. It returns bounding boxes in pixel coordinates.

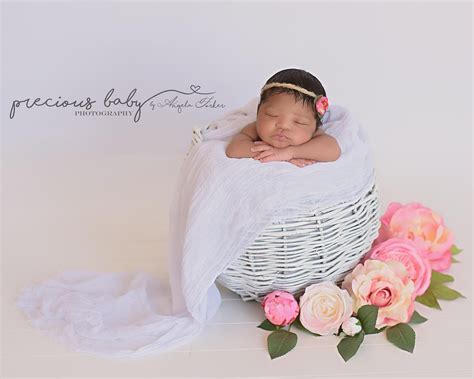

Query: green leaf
[408,310,428,324]
[292,317,322,336]
[416,288,442,309]
[431,283,466,300]
[267,330,298,360]
[370,325,388,334]
[386,323,416,353]
[450,245,462,255]
[257,319,278,331]
[451,257,460,263]
[431,270,454,284]
[337,331,365,362]
[357,305,380,334]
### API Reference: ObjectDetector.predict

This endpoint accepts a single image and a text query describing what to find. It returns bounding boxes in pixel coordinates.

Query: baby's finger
[290,158,305,164]
[250,145,270,153]
[289,159,305,167]
[254,150,273,160]
[288,158,300,164]
[253,141,265,145]
[260,155,279,163]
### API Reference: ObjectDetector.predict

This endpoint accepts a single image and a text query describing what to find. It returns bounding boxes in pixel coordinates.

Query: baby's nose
[277,123,290,130]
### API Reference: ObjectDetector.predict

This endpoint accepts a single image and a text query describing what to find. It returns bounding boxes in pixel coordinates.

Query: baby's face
[256,92,317,148]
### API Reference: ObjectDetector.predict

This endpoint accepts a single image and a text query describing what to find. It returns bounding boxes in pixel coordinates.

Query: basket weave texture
[190,123,380,302]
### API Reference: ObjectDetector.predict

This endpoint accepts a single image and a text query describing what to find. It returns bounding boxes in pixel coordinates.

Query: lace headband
[260,82,329,119]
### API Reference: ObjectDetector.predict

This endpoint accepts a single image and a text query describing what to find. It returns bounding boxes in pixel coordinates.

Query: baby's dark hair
[257,68,327,129]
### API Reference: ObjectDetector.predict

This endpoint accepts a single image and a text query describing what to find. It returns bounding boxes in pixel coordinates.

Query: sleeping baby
[226,68,341,167]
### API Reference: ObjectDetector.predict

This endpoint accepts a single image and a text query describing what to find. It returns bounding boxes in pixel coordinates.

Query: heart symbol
[190,84,201,93]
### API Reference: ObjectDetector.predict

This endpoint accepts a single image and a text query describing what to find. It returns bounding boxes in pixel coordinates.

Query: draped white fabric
[15,97,376,358]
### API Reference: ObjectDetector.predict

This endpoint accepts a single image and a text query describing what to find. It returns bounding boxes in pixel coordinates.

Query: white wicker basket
[190,123,381,303]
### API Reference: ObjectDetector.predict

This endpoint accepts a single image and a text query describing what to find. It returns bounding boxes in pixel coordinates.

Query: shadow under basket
[215,181,381,303]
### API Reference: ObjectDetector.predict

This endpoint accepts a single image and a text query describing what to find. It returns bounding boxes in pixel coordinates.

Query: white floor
[2,153,472,378]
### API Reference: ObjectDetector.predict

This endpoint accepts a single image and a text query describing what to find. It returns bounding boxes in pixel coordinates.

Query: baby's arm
[289,130,342,162]
[225,122,260,159]
[226,122,326,167]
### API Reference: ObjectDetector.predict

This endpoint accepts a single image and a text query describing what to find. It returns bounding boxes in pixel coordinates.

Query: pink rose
[299,282,353,336]
[315,96,329,116]
[373,202,454,272]
[262,290,299,326]
[341,259,415,329]
[365,238,432,297]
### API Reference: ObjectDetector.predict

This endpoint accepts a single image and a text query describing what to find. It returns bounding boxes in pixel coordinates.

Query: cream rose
[341,259,415,329]
[299,282,353,336]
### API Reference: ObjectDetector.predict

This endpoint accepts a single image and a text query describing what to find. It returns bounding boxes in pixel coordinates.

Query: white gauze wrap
[15,96,376,359]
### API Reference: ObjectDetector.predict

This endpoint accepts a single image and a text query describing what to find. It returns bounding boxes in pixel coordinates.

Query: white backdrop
[3,1,471,237]
[3,1,471,161]
[2,1,472,376]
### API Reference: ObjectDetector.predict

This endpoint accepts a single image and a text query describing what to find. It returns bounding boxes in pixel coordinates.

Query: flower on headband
[315,96,329,117]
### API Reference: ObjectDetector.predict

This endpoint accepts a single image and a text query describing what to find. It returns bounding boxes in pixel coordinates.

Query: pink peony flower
[299,282,353,336]
[262,290,299,326]
[365,237,432,297]
[315,96,329,116]
[373,202,454,272]
[341,259,415,329]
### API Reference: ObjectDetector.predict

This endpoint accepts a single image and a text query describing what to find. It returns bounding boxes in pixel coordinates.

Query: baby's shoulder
[240,121,259,141]
[312,126,327,138]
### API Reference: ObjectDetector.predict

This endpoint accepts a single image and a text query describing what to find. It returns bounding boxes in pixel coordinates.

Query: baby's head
[256,68,327,148]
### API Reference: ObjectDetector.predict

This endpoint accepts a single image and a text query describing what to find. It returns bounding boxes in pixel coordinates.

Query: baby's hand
[288,158,317,168]
[250,141,293,162]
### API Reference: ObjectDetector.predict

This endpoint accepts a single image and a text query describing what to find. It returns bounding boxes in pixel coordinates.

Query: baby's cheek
[272,140,291,149]
[256,133,265,142]
[258,135,273,146]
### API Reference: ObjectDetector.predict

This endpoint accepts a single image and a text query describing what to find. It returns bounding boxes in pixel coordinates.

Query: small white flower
[342,317,362,336]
